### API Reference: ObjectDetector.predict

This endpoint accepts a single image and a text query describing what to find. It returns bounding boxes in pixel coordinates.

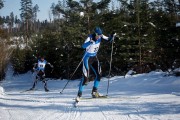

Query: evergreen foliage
[0,0,4,9]
[0,0,180,79]
[0,32,13,80]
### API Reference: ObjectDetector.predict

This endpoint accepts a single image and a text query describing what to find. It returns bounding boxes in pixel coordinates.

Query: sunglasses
[95,33,102,36]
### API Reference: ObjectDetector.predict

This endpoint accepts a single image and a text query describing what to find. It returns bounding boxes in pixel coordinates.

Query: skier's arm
[82,37,92,49]
[47,62,54,73]
[47,62,54,68]
[33,63,37,71]
[101,34,109,40]
[102,32,117,42]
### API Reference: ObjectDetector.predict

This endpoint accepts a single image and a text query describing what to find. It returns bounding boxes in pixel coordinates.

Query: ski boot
[75,96,80,103]
[44,87,49,92]
[74,92,81,107]
[29,81,37,90]
[91,87,101,98]
[83,78,89,85]
[75,91,82,102]
[29,87,35,90]
[44,81,49,92]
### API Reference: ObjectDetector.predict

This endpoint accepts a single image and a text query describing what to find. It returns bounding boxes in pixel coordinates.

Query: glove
[111,31,117,37]
[50,65,54,73]
[51,65,54,68]
[113,33,117,37]
[33,67,35,72]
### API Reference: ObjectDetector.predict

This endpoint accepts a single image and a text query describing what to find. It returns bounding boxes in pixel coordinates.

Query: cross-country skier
[30,56,54,92]
[76,26,116,101]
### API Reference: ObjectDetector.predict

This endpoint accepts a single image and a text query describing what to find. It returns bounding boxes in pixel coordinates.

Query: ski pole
[60,44,92,94]
[106,35,115,96]
[60,56,84,94]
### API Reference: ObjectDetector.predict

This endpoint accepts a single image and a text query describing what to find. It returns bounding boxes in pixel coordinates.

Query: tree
[15,15,21,32]
[9,12,14,33]
[0,16,3,27]
[19,0,33,45]
[0,0,4,9]
[51,2,61,20]
[32,4,40,32]
[8,0,180,77]
[32,4,39,21]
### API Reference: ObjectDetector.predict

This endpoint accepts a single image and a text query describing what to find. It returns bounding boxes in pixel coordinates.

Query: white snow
[0,86,4,96]
[0,65,180,120]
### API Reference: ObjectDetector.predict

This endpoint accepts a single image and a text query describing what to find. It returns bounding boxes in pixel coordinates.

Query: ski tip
[60,92,63,94]
[73,101,78,108]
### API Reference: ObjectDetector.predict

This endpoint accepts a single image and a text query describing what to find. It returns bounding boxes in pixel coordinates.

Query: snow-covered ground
[0,65,180,120]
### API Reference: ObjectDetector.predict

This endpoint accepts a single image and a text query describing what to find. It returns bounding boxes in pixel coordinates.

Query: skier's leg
[77,56,90,97]
[91,57,102,97]
[77,77,84,97]
[82,56,90,85]
[43,80,49,92]
[30,76,38,90]
[42,73,49,92]
[92,57,101,88]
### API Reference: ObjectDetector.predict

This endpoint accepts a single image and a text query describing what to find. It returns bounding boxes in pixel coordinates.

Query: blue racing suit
[31,59,53,91]
[77,34,111,97]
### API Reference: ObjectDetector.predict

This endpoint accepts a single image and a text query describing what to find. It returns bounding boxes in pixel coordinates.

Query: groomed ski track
[1,67,180,120]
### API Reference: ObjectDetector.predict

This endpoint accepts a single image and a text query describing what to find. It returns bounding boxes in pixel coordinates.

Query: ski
[73,95,107,107]
[73,98,80,108]
[80,95,108,99]
[20,88,37,93]
[73,101,79,108]
[72,96,140,107]
[172,92,180,96]
[76,96,140,100]
[73,95,108,101]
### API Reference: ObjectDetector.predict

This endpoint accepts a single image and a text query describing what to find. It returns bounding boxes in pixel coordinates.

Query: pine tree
[15,15,21,32]
[19,0,33,45]
[32,4,40,32]
[9,12,14,33]
[0,0,4,9]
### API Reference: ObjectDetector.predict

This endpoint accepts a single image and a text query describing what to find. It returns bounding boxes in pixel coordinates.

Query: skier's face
[95,33,101,40]
[41,58,44,62]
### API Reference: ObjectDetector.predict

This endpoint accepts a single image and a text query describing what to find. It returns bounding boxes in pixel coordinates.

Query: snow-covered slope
[0,86,4,96]
[0,66,180,120]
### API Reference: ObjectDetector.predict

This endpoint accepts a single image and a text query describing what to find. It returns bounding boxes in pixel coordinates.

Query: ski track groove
[7,110,12,120]
[108,96,143,120]
[75,96,143,120]
[1,92,144,120]
[99,106,113,120]
[123,98,146,120]
[93,99,116,120]
[128,107,146,120]
[65,106,77,120]
[89,99,114,120]
[38,111,54,120]
[1,93,69,120]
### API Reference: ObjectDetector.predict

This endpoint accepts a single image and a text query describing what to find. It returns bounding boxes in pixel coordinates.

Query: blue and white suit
[77,33,111,97]
[31,59,53,91]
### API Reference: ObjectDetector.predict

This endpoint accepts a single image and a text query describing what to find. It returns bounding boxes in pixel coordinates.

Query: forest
[0,0,179,80]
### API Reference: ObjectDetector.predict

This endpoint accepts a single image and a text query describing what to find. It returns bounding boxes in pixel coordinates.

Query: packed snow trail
[0,66,180,120]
